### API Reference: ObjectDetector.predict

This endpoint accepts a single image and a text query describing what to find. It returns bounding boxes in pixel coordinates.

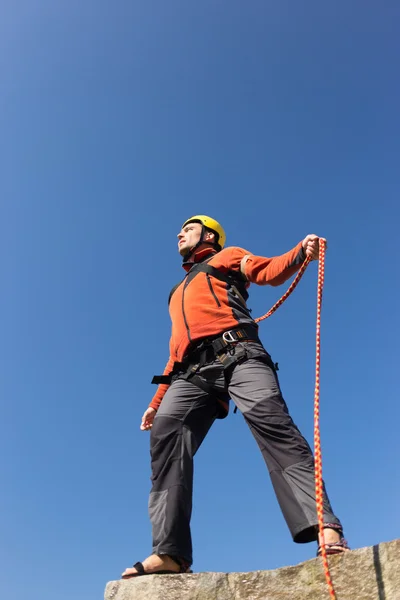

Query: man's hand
[302,234,326,260]
[140,407,156,431]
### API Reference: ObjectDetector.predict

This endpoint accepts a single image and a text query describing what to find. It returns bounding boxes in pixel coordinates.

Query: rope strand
[255,239,337,599]
[254,256,311,323]
[313,239,336,599]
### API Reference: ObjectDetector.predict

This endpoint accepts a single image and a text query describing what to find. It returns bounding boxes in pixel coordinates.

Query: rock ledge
[105,538,399,600]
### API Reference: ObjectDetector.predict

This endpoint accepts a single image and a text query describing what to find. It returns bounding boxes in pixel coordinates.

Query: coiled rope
[255,239,337,599]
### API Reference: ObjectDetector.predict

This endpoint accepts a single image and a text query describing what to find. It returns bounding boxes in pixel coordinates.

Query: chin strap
[182,224,222,263]
[181,224,206,262]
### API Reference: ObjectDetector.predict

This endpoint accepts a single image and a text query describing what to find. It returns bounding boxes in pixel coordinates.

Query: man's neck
[182,245,217,271]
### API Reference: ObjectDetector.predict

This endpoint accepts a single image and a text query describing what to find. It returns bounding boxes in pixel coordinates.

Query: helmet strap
[182,227,216,262]
[181,224,220,262]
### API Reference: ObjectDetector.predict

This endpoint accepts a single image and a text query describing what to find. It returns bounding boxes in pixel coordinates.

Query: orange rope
[313,239,336,599]
[255,239,337,599]
[254,254,311,324]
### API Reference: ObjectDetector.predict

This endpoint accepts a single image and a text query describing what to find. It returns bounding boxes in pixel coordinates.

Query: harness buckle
[222,330,238,344]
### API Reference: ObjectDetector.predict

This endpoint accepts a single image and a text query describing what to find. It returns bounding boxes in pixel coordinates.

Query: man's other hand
[140,407,156,431]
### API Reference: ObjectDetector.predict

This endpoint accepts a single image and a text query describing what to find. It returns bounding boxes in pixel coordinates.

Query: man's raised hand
[302,234,326,260]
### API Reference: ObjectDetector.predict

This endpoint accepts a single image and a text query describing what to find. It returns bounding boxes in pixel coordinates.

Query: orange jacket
[149,241,305,411]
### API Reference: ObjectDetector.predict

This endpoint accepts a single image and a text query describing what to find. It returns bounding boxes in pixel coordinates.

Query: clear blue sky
[1,2,399,599]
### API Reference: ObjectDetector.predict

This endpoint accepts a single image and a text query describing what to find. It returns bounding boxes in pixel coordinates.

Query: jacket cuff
[298,245,306,263]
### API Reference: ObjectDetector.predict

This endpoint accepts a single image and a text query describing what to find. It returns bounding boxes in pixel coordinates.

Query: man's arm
[240,235,323,286]
[240,241,304,286]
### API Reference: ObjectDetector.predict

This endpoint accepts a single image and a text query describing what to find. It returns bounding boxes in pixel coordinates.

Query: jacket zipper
[206,274,221,307]
[182,277,192,343]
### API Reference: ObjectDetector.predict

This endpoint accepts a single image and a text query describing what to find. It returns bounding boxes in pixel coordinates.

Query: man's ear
[204,231,215,243]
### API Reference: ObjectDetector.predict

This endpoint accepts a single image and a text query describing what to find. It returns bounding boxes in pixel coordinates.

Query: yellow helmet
[182,215,226,249]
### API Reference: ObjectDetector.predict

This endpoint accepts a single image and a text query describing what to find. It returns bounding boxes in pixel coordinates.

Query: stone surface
[105,538,400,600]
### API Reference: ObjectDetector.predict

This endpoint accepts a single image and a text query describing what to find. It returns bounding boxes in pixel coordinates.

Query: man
[122,215,348,578]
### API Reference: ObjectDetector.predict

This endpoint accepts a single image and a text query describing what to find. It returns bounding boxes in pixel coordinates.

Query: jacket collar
[182,246,217,272]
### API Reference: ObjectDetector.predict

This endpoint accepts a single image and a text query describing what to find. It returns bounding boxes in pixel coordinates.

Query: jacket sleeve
[242,241,306,286]
[148,354,175,411]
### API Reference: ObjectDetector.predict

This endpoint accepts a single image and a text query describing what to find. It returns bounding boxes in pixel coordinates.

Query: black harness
[151,324,260,386]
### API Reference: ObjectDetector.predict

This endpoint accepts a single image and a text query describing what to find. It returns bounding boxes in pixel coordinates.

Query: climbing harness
[255,239,338,600]
[152,323,259,419]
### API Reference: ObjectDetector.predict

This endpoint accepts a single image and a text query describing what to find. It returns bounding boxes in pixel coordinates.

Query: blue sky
[1,1,399,599]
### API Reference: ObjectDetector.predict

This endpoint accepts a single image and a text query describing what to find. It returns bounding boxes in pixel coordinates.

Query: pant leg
[149,377,218,564]
[228,353,342,543]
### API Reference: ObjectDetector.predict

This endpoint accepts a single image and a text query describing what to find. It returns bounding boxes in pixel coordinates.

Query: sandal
[121,555,192,579]
[316,524,350,557]
[317,537,350,556]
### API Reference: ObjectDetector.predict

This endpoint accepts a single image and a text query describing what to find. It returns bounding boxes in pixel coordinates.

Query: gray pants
[149,341,341,564]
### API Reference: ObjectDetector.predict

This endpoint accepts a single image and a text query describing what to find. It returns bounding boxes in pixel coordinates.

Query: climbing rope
[254,254,311,324]
[313,239,337,599]
[255,239,337,599]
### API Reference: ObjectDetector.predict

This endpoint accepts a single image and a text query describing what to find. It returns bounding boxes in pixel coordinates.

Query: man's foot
[317,526,350,556]
[121,554,189,579]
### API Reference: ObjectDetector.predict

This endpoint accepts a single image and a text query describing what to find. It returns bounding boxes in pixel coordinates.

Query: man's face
[177,222,203,256]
